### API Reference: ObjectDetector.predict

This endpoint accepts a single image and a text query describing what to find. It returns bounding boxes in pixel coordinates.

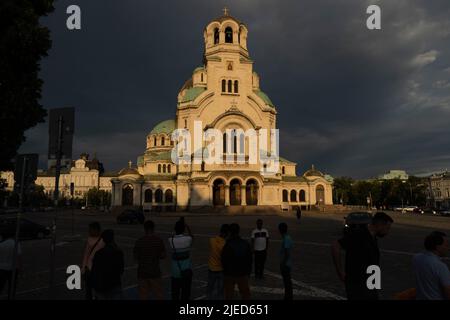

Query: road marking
[264,270,346,300]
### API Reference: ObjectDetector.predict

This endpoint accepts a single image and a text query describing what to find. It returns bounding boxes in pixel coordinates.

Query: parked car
[440,209,450,217]
[0,217,51,241]
[116,209,145,224]
[418,207,438,215]
[404,206,418,213]
[343,212,372,236]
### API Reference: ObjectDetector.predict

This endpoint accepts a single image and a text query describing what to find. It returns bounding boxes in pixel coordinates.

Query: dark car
[343,212,372,236]
[116,209,145,224]
[0,218,51,241]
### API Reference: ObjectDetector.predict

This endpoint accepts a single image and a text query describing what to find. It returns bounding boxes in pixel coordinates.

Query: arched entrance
[246,179,258,205]
[144,189,152,203]
[122,184,134,206]
[155,189,163,203]
[165,189,173,203]
[282,190,288,202]
[212,179,225,206]
[230,178,242,206]
[316,185,325,205]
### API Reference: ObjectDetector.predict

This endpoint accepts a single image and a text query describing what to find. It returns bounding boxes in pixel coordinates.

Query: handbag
[171,236,193,279]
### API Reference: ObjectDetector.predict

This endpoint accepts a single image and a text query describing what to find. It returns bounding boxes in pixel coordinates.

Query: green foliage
[0,0,55,170]
[333,176,428,208]
[85,187,112,207]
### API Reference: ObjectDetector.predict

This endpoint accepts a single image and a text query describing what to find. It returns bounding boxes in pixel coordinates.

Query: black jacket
[221,237,252,277]
[90,244,124,292]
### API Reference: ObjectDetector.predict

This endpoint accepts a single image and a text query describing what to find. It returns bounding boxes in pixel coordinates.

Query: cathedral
[111,10,333,211]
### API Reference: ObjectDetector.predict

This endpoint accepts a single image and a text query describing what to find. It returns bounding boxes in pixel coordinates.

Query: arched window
[155,189,163,203]
[163,164,166,173]
[239,133,244,154]
[233,133,237,154]
[158,164,161,173]
[282,190,288,202]
[161,136,165,146]
[299,190,306,202]
[225,27,233,43]
[153,136,157,146]
[222,79,226,92]
[290,190,297,202]
[184,119,187,128]
[144,189,152,203]
[234,80,239,93]
[201,73,204,82]
[214,28,219,44]
[223,132,227,154]
[228,80,232,93]
[168,164,171,173]
[282,166,285,175]
[165,189,173,203]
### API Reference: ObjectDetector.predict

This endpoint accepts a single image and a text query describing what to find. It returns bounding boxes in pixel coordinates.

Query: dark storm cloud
[19,0,450,178]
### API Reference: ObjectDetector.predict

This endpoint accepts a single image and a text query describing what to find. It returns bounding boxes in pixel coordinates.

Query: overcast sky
[19,0,450,179]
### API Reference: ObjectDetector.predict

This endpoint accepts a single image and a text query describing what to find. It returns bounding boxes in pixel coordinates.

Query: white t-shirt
[0,238,21,270]
[251,228,269,251]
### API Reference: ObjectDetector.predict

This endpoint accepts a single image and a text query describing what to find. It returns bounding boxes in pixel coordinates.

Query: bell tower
[203,8,249,59]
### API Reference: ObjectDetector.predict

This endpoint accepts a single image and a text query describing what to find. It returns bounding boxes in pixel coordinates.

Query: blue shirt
[413,251,450,300]
[280,235,293,268]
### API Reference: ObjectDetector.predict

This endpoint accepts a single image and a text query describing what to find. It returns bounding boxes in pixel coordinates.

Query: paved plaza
[3,209,450,300]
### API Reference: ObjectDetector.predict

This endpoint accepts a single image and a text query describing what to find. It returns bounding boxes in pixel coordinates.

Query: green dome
[254,90,275,108]
[181,87,206,103]
[150,119,176,135]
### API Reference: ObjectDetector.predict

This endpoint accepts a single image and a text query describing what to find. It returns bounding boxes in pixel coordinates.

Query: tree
[0,0,55,170]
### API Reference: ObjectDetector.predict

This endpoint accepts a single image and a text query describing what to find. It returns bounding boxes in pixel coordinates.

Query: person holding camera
[169,217,194,300]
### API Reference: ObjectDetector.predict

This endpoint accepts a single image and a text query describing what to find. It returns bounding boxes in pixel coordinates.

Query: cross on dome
[223,7,229,16]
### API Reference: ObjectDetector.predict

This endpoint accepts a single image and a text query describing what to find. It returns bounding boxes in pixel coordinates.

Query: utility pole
[10,156,26,300]
[49,115,63,298]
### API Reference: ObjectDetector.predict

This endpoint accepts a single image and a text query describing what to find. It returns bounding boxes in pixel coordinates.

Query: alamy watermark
[170,121,280,176]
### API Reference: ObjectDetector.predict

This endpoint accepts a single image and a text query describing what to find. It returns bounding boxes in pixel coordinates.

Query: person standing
[296,206,302,223]
[169,217,194,300]
[0,230,21,300]
[251,219,269,279]
[206,224,229,300]
[413,231,450,300]
[278,222,293,300]
[134,220,166,300]
[222,223,252,300]
[90,229,124,300]
[331,212,393,300]
[81,222,104,300]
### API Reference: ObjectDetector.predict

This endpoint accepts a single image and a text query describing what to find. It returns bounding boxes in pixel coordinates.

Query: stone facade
[1,154,114,199]
[111,11,334,211]
[428,171,450,209]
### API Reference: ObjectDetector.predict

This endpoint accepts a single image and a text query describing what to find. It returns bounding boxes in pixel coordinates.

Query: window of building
[158,164,161,173]
[222,79,226,92]
[201,73,204,82]
[225,27,233,43]
[234,80,238,93]
[228,80,232,93]
[153,136,157,146]
[161,136,165,146]
[214,28,219,44]
[163,164,166,173]
[168,164,171,173]
[223,132,227,154]
[282,166,285,175]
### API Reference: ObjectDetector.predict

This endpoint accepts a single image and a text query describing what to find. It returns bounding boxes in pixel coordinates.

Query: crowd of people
[1,211,450,300]
[80,217,293,300]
